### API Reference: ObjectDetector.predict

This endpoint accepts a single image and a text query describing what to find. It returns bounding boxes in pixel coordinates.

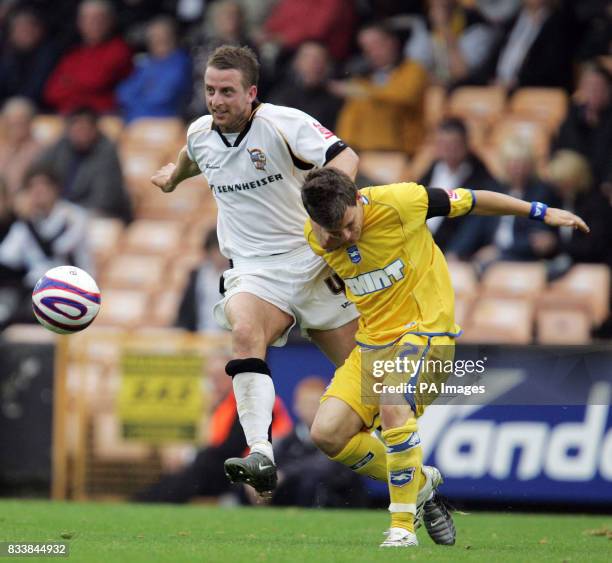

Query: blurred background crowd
[0,0,610,339]
[0,0,611,508]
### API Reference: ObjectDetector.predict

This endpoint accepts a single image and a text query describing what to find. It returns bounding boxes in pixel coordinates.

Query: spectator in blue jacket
[117,16,191,123]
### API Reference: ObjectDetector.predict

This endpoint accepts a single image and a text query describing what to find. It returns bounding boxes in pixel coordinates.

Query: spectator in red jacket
[44,0,132,113]
[262,0,356,62]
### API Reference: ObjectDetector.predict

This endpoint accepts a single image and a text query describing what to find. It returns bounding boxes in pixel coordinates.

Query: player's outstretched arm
[325,147,359,181]
[151,146,201,193]
[471,190,590,233]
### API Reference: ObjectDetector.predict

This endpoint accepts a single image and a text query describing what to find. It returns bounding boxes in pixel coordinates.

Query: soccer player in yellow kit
[301,168,589,548]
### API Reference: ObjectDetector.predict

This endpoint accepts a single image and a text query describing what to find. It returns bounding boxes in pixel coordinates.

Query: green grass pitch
[0,500,610,562]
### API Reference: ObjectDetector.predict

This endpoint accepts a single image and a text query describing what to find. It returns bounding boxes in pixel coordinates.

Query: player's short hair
[301,168,358,229]
[207,45,260,89]
[438,117,468,139]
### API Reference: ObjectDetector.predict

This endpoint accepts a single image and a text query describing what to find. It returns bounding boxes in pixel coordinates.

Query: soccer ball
[32,266,101,334]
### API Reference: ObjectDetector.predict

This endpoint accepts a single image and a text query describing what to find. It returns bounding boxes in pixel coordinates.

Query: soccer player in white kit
[151,46,360,493]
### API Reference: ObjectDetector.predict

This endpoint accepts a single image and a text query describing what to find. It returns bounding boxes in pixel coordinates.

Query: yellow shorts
[322,333,456,429]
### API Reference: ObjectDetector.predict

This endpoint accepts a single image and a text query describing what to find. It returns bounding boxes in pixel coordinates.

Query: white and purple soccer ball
[32,266,101,334]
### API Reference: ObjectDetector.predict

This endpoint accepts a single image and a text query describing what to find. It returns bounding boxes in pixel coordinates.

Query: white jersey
[186,103,347,259]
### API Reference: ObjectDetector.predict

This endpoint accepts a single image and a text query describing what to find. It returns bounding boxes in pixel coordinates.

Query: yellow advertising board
[118,352,204,443]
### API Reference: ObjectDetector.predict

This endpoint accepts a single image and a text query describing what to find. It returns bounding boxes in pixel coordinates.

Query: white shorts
[213,245,359,347]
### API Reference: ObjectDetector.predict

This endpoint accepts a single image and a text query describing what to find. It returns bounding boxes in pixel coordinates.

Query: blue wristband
[529,201,548,221]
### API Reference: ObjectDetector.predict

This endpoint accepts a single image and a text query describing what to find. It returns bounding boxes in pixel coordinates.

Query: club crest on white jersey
[186,103,348,259]
[247,148,267,171]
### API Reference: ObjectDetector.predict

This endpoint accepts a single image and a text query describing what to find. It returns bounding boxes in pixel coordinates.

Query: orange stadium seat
[447,260,478,298]
[462,297,534,344]
[448,86,507,125]
[169,251,205,288]
[186,216,217,251]
[95,289,149,329]
[137,175,210,220]
[509,88,568,131]
[123,219,185,255]
[536,306,591,344]
[481,262,547,299]
[541,264,610,326]
[122,118,185,155]
[120,148,166,198]
[87,217,124,268]
[98,115,125,142]
[148,290,182,327]
[101,254,167,290]
[454,293,476,329]
[31,114,64,145]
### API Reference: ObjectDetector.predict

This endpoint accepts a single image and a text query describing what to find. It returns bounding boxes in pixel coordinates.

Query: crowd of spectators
[0,0,611,333]
[0,0,610,506]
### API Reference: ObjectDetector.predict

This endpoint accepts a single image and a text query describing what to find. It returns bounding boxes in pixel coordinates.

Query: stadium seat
[148,290,182,327]
[509,88,568,131]
[536,306,591,344]
[120,148,166,199]
[481,262,547,299]
[447,260,478,297]
[123,219,185,255]
[169,251,205,288]
[122,118,185,156]
[98,115,125,142]
[101,254,167,290]
[2,323,56,343]
[424,85,447,129]
[358,151,407,184]
[540,264,610,326]
[448,86,507,125]
[136,175,210,220]
[454,294,475,329]
[186,216,217,251]
[461,297,534,343]
[95,289,149,328]
[31,114,64,145]
[87,217,124,268]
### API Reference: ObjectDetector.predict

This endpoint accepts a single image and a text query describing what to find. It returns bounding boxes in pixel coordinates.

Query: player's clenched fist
[151,163,177,193]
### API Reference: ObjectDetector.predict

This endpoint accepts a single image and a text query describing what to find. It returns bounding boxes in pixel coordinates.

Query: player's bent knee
[380,403,414,430]
[310,416,349,457]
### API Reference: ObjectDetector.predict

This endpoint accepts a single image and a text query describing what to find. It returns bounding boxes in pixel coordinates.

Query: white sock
[232,371,276,463]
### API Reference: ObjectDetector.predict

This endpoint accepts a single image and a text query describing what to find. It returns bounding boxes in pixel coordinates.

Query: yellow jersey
[304,182,475,346]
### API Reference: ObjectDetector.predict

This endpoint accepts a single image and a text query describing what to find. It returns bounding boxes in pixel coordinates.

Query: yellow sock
[382,419,423,534]
[330,431,387,481]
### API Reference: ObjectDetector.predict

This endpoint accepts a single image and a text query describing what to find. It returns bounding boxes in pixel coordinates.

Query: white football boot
[379,527,419,548]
